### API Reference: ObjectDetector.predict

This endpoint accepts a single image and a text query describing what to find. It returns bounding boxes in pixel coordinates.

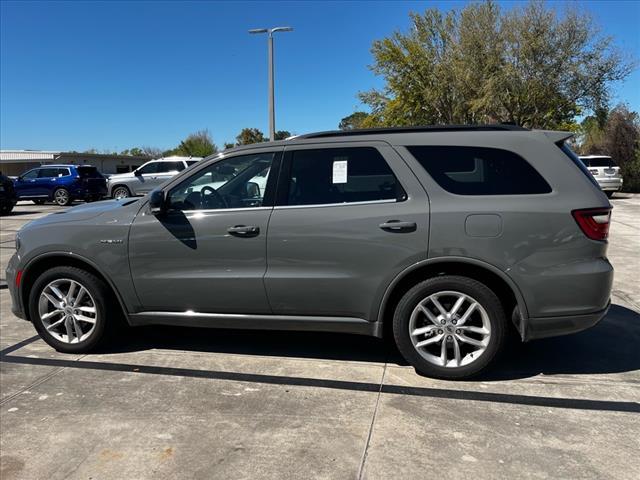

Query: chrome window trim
[168,206,273,215]
[274,198,398,210]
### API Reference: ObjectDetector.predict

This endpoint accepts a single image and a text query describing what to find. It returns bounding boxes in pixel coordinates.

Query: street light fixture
[249,26,293,141]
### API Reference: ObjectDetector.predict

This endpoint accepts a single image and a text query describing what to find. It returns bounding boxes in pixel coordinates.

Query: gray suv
[107,157,201,199]
[6,126,613,379]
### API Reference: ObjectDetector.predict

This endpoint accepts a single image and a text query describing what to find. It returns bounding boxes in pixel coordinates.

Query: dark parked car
[0,174,18,215]
[6,125,613,379]
[13,165,107,206]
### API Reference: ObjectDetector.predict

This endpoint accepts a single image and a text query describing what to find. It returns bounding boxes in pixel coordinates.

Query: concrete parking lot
[1,197,639,480]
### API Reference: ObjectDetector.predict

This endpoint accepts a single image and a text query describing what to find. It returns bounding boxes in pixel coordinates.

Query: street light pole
[249,26,293,141]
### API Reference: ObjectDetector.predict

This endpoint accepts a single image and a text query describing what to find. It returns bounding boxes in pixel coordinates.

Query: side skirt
[128,311,384,338]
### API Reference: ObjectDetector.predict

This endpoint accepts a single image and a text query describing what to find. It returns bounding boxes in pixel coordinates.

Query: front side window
[137,162,160,175]
[21,169,39,180]
[285,147,405,206]
[407,146,551,195]
[167,152,276,211]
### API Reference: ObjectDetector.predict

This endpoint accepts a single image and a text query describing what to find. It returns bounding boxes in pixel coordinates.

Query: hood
[24,198,140,227]
[107,171,135,182]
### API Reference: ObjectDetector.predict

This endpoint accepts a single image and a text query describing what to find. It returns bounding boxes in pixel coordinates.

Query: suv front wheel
[393,275,506,380]
[112,185,131,200]
[29,266,112,353]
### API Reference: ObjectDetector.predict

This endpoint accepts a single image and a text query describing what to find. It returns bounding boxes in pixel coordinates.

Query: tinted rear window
[407,146,551,195]
[583,157,615,167]
[77,166,103,178]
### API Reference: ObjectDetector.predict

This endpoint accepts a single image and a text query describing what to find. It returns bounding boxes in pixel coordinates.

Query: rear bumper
[597,178,623,191]
[523,302,610,341]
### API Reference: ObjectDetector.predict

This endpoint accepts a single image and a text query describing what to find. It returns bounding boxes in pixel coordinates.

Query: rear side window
[186,160,199,167]
[157,161,185,173]
[407,146,551,195]
[285,147,405,206]
[38,168,60,178]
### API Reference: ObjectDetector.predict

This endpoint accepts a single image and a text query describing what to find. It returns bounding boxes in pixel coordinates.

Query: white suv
[579,155,623,198]
[108,156,201,199]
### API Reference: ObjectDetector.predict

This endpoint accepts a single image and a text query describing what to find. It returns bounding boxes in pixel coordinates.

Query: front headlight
[15,232,21,251]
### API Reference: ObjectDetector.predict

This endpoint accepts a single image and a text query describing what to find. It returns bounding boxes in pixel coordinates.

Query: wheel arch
[376,257,528,336]
[20,252,130,325]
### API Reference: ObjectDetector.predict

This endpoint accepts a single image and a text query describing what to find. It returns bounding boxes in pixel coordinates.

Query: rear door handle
[227,225,260,237]
[379,220,417,233]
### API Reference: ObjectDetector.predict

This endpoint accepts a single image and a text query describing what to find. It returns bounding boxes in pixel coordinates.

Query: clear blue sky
[1,0,639,152]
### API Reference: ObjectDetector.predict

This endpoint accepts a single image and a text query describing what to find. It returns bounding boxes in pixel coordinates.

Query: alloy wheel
[408,290,491,368]
[38,278,98,344]
[113,187,129,199]
[54,189,69,205]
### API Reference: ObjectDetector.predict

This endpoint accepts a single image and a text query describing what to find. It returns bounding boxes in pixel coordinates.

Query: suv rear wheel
[393,275,506,379]
[53,187,72,206]
[29,266,112,353]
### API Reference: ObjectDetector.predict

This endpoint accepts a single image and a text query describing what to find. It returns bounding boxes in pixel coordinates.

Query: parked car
[107,157,201,199]
[579,155,623,197]
[6,125,613,379]
[13,165,107,206]
[0,174,17,215]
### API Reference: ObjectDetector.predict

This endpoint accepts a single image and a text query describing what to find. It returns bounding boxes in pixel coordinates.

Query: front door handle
[379,220,417,233]
[227,225,260,238]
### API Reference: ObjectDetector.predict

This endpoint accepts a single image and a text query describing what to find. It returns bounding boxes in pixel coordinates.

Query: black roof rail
[298,124,529,139]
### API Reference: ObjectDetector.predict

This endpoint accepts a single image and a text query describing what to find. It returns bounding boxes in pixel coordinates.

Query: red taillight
[15,269,23,287]
[572,208,611,241]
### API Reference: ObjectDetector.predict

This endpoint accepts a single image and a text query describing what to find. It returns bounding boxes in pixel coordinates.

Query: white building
[0,150,150,176]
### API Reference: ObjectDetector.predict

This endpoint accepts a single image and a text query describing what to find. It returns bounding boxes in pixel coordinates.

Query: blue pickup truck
[13,164,107,206]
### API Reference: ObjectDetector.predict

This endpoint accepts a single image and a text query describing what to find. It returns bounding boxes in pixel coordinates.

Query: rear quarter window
[406,146,551,195]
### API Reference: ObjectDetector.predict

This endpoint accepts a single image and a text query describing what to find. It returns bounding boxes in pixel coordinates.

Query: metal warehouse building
[0,150,150,176]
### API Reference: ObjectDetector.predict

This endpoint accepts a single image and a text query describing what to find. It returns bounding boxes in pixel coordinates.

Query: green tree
[236,128,265,145]
[174,130,217,157]
[338,112,370,130]
[274,130,291,140]
[359,0,633,129]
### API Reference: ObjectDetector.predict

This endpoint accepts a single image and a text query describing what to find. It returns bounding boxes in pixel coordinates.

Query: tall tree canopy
[338,112,369,130]
[357,0,633,129]
[171,130,217,157]
[236,128,266,145]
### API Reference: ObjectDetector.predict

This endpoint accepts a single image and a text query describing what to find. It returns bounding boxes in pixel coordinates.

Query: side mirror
[246,181,260,198]
[134,169,142,177]
[149,189,166,215]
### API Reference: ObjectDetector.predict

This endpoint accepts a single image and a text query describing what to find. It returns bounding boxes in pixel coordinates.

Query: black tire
[605,191,614,198]
[53,188,72,206]
[392,275,506,380]
[111,185,131,199]
[0,204,13,215]
[29,266,113,353]
[32,199,46,205]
